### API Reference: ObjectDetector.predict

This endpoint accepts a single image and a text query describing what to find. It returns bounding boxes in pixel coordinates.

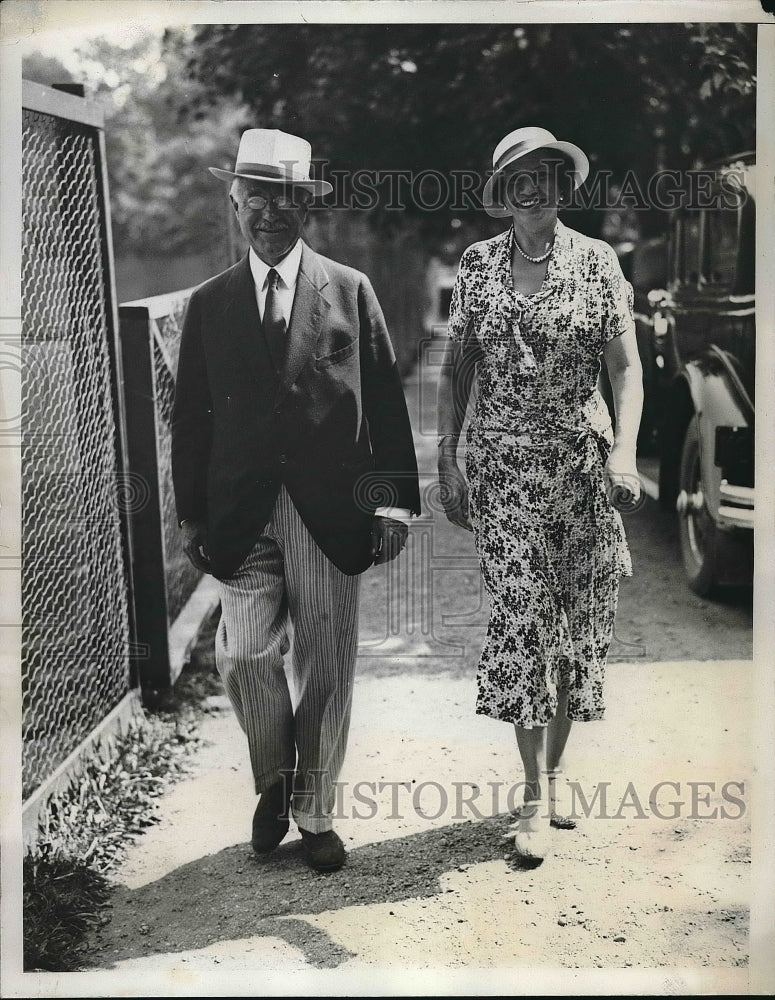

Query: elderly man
[172,129,420,872]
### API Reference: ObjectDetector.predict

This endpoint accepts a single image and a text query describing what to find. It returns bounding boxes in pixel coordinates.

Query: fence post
[118,305,172,699]
[22,80,138,800]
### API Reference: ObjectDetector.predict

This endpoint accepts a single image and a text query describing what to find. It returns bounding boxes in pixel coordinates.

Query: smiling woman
[437,125,644,868]
[497,153,576,216]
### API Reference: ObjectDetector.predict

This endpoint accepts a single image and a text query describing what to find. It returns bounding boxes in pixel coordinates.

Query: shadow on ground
[86,815,515,969]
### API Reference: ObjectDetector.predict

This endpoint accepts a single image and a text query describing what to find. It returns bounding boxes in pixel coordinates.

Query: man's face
[230,179,311,265]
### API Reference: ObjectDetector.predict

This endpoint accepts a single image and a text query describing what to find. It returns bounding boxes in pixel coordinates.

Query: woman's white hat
[482,126,589,218]
[209,128,333,196]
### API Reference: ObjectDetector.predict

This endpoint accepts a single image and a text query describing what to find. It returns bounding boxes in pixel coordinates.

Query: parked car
[639,153,755,594]
[613,234,670,454]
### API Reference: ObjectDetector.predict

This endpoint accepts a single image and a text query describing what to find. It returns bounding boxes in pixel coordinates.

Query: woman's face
[499,149,570,222]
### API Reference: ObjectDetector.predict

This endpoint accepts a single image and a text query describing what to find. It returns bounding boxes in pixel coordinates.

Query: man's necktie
[263,268,287,371]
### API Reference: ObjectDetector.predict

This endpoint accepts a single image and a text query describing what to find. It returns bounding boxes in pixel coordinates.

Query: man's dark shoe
[251,780,291,854]
[299,828,346,872]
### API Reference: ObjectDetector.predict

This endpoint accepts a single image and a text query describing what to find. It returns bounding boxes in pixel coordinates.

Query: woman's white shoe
[545,768,578,830]
[510,798,550,862]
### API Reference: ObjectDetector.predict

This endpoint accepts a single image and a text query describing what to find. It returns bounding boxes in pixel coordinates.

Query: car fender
[680,353,751,521]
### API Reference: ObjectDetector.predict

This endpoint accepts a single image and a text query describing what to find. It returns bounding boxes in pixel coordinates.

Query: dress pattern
[448,220,634,728]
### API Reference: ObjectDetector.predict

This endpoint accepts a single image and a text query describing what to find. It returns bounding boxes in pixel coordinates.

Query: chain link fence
[151,302,201,624]
[119,289,217,697]
[22,91,134,800]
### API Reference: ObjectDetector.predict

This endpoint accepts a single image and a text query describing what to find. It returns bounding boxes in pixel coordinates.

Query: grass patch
[24,848,113,973]
[24,607,223,972]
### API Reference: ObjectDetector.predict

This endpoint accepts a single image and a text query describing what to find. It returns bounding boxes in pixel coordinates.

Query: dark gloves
[180,518,211,574]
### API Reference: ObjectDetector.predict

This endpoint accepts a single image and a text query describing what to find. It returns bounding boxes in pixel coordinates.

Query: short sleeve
[447,249,473,342]
[599,243,635,347]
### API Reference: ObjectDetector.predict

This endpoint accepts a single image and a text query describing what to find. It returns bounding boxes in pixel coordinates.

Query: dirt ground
[74,363,764,994]
[82,658,755,995]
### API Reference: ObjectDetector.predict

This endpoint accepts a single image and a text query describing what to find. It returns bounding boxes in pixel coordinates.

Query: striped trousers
[214,485,361,833]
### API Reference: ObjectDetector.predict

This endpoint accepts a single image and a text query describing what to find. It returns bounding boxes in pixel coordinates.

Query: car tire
[677,417,720,596]
[635,322,658,454]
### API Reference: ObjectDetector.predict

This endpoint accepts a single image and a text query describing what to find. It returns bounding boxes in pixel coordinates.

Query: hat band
[235,161,310,181]
[494,141,571,174]
[493,140,535,172]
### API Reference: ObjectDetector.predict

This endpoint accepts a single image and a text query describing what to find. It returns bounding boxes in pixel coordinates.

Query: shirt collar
[249,239,303,290]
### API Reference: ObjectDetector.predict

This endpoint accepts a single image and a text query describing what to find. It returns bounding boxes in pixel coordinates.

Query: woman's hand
[438,456,473,531]
[602,323,644,511]
[603,445,642,509]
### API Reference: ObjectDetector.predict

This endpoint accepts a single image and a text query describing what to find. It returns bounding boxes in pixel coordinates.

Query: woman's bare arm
[602,321,644,498]
[437,338,475,530]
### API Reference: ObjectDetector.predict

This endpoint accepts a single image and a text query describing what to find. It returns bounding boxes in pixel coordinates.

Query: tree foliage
[24,31,248,256]
[184,22,756,241]
[23,22,756,254]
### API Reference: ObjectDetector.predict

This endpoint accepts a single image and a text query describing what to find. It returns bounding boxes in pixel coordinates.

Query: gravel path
[86,663,752,991]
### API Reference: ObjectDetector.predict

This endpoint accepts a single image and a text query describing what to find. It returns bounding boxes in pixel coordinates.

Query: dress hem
[475,705,606,728]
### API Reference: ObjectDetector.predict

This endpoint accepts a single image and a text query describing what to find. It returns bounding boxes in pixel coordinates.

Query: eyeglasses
[245,194,307,211]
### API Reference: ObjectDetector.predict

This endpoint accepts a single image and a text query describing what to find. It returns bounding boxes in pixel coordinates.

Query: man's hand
[180,518,212,573]
[438,457,473,531]
[370,515,409,565]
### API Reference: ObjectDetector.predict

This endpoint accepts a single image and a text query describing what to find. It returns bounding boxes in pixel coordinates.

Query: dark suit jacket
[171,241,421,579]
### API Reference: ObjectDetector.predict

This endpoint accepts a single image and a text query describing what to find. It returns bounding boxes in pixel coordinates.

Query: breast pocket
[314,338,359,370]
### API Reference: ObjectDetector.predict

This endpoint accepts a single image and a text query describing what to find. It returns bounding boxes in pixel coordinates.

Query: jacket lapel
[223,255,278,388]
[274,241,329,406]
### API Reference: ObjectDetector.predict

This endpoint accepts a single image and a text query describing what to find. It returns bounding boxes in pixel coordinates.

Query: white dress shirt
[249,242,302,325]
[248,245,411,525]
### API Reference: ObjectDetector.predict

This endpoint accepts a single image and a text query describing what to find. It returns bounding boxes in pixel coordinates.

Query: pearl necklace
[513,229,555,264]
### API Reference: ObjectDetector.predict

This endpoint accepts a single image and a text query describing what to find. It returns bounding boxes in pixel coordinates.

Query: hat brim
[209,166,332,196]
[481,141,589,218]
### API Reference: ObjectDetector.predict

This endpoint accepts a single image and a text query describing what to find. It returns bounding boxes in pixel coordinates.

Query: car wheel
[635,322,658,454]
[677,417,719,596]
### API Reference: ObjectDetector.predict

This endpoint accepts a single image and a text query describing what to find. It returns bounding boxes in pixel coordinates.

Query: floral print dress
[448,220,634,729]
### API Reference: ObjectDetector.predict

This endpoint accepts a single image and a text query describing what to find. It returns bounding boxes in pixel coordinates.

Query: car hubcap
[676,488,704,517]
[679,455,709,566]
